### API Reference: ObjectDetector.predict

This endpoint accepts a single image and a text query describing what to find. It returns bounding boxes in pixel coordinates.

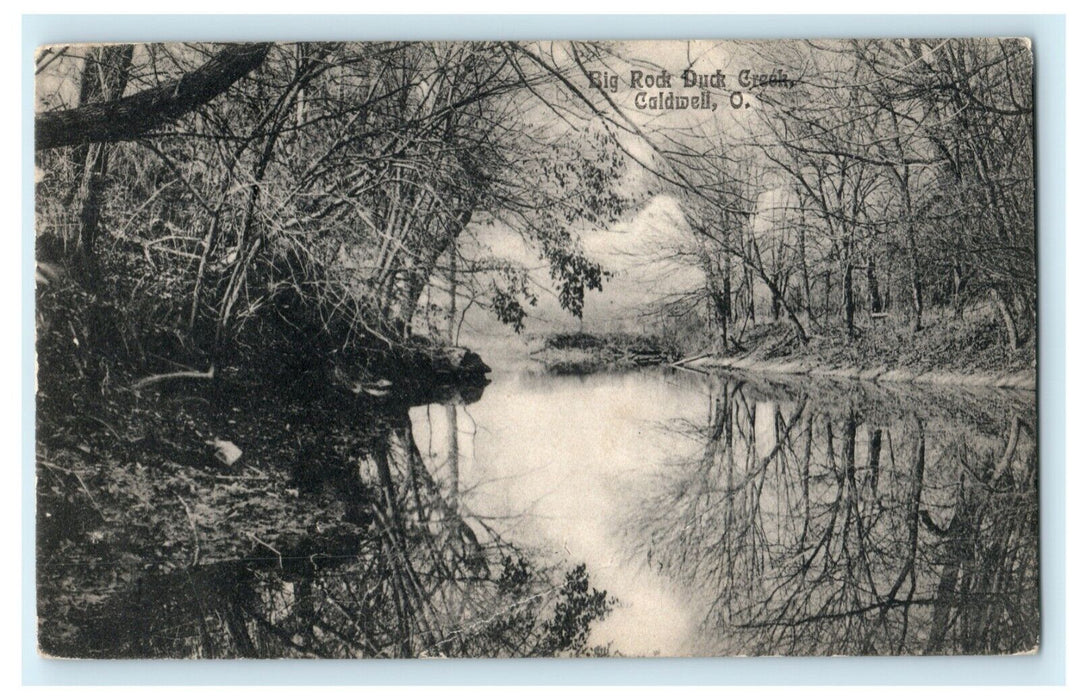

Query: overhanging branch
[36,43,272,151]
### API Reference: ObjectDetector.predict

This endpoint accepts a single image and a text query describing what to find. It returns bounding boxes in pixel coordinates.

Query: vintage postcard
[34,39,1037,658]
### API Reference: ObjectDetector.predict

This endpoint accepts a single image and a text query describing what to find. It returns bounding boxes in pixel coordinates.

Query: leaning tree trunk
[760,274,809,345]
[36,43,271,151]
[799,224,814,325]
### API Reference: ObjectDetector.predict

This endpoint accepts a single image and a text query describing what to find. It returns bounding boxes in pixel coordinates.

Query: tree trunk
[398,211,474,339]
[989,287,1019,351]
[37,43,271,151]
[951,257,965,319]
[842,247,855,339]
[867,254,882,314]
[904,229,923,333]
[760,274,809,345]
[886,109,924,333]
[66,45,134,285]
[823,269,832,320]
[447,237,458,344]
[799,225,813,324]
[745,264,756,324]
[721,253,732,349]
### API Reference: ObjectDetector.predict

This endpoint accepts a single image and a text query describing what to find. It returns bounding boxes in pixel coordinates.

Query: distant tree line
[638,39,1034,353]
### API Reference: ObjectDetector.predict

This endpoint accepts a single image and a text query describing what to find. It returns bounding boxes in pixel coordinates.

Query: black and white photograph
[33,37,1037,659]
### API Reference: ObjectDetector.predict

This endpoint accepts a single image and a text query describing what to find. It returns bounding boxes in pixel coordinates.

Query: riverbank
[686,314,1036,391]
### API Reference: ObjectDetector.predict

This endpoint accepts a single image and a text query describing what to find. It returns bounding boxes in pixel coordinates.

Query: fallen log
[670,351,716,367]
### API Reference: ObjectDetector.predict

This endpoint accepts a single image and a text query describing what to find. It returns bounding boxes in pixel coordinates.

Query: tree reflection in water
[62,386,612,659]
[625,374,1037,656]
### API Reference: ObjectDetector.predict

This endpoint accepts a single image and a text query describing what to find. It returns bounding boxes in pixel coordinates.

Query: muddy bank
[677,316,1036,391]
[690,353,1035,391]
[36,366,613,658]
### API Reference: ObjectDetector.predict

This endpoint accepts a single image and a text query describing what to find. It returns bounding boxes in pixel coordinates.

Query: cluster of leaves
[535,564,617,656]
[483,556,616,657]
[489,266,538,333]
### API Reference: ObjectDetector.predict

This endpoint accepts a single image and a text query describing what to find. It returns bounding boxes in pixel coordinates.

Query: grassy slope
[698,307,1036,388]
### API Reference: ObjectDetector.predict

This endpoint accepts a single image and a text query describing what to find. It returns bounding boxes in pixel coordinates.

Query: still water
[408,366,1039,657]
[43,364,1038,658]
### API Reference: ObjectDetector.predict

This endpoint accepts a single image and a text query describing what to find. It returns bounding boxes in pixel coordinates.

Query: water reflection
[43,369,1038,658]
[54,383,613,659]
[624,374,1038,656]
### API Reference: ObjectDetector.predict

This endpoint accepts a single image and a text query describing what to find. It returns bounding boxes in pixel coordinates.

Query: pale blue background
[22,14,1066,685]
